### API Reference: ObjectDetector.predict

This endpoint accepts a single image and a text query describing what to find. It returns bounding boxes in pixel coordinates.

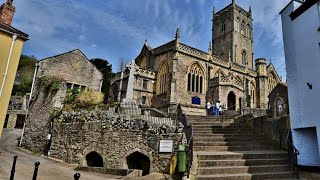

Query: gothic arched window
[241,21,245,34]
[187,63,205,93]
[157,61,168,95]
[236,17,240,31]
[242,50,247,65]
[247,24,251,38]
[268,73,277,94]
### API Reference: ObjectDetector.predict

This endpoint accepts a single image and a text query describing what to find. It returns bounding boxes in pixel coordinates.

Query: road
[0,128,122,180]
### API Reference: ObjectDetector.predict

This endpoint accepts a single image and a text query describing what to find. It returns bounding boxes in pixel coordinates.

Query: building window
[242,50,247,65]
[66,83,72,90]
[247,24,251,38]
[157,61,168,95]
[221,23,226,33]
[143,79,148,90]
[81,86,86,91]
[73,84,80,90]
[142,96,147,104]
[236,17,240,31]
[187,63,204,93]
[234,45,237,62]
[241,21,245,34]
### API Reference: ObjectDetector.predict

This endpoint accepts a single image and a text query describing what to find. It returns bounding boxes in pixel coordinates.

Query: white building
[280,0,320,167]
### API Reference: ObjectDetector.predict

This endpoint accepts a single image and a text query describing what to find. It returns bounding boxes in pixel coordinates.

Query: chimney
[0,0,16,26]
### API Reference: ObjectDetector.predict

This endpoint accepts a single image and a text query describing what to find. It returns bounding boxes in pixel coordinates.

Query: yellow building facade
[0,0,29,138]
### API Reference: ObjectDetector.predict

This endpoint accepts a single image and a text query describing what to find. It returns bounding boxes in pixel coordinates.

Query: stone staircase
[187,115,293,180]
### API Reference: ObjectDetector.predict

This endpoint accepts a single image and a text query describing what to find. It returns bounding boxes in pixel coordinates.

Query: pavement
[0,128,122,180]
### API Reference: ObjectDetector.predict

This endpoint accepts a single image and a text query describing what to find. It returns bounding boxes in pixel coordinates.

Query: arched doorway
[126,151,150,176]
[85,151,103,167]
[227,91,236,110]
[276,98,284,116]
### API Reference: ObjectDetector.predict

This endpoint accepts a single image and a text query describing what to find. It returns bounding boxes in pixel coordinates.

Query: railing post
[253,118,256,134]
[279,129,282,150]
[260,116,263,134]
[32,162,40,180]
[10,155,18,180]
[74,173,81,180]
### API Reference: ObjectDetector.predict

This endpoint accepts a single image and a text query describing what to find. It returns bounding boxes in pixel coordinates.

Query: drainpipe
[0,34,17,98]
[19,63,39,147]
[98,79,103,100]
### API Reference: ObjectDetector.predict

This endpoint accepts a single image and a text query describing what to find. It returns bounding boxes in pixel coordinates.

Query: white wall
[281,1,320,166]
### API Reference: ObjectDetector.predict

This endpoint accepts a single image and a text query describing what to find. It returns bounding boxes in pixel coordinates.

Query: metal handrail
[287,129,300,179]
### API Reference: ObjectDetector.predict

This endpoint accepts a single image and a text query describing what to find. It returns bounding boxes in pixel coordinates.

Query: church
[109,0,281,115]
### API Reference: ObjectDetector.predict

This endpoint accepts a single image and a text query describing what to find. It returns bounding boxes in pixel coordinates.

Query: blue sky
[11,0,289,78]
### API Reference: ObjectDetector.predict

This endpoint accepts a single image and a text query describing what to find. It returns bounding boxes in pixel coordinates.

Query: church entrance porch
[227,91,236,110]
[126,151,150,176]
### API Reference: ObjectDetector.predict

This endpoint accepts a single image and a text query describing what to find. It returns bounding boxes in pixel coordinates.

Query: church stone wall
[175,54,207,115]
[150,51,175,109]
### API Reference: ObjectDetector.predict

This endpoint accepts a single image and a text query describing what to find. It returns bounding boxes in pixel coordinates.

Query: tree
[90,58,113,103]
[12,55,37,96]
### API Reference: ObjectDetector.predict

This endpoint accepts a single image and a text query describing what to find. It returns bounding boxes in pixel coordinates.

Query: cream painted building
[0,0,29,138]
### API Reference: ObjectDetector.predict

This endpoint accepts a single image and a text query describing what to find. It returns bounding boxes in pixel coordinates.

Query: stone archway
[275,98,284,117]
[227,91,236,110]
[126,151,150,176]
[85,151,103,167]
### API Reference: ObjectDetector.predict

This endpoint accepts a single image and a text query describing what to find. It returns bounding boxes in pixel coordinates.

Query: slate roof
[0,21,29,40]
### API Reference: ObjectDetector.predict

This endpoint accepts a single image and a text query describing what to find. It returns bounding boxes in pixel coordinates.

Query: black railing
[179,111,193,178]
[287,129,300,179]
[185,125,193,178]
[8,155,81,179]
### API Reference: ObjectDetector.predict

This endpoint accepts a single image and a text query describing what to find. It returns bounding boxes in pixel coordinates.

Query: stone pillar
[6,113,17,128]
[124,60,138,102]
[255,58,268,109]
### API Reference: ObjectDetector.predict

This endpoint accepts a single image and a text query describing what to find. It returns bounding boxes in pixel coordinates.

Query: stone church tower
[212,0,253,69]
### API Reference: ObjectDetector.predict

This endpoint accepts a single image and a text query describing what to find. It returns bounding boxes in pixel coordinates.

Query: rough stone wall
[22,82,66,154]
[268,83,289,117]
[51,112,182,174]
[37,49,103,92]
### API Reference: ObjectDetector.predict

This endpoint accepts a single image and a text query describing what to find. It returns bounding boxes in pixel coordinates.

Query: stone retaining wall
[51,112,183,174]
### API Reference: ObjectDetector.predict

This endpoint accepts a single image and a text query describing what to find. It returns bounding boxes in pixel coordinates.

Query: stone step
[192,126,250,129]
[196,172,293,180]
[193,136,267,142]
[193,129,253,133]
[192,124,250,130]
[188,122,239,126]
[188,120,235,123]
[198,165,289,174]
[197,151,288,160]
[193,132,256,137]
[194,141,272,146]
[198,158,288,167]
[194,145,276,151]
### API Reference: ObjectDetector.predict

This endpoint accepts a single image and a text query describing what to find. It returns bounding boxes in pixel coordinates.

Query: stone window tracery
[241,20,245,34]
[268,73,277,94]
[236,17,240,31]
[156,62,168,95]
[242,50,247,65]
[247,24,251,38]
[187,63,204,93]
